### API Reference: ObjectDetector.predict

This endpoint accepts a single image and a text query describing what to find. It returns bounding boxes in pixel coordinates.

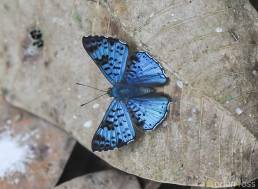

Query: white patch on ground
[188,117,193,122]
[35,134,40,139]
[73,115,77,120]
[191,108,197,113]
[6,119,12,125]
[93,103,100,109]
[14,178,20,184]
[163,121,168,127]
[83,121,92,128]
[215,27,223,33]
[24,46,38,56]
[20,130,38,142]
[235,107,243,115]
[0,132,34,178]
[52,17,65,26]
[252,70,257,76]
[176,80,184,88]
[13,178,20,184]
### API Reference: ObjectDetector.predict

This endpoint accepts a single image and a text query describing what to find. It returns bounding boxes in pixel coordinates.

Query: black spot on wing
[82,36,97,53]
[97,55,109,66]
[107,37,118,46]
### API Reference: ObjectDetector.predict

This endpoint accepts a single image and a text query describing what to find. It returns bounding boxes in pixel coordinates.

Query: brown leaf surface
[54,170,141,189]
[1,0,258,187]
[0,97,75,189]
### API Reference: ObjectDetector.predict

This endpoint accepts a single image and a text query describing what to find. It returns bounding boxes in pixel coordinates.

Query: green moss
[72,11,82,26]
[216,94,235,104]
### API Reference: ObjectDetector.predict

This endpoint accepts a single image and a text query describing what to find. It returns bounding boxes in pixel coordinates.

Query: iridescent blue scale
[82,36,170,152]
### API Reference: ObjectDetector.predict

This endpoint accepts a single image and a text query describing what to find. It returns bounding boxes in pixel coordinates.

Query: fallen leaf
[55,170,141,189]
[0,97,75,189]
[1,0,258,187]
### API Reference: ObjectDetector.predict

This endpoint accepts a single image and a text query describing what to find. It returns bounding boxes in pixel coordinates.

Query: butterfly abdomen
[111,84,154,99]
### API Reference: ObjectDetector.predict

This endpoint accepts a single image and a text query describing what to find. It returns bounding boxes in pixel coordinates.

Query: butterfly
[82,36,170,152]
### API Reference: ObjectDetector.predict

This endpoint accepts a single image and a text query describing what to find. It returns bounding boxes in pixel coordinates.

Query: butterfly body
[109,84,155,99]
[82,36,170,152]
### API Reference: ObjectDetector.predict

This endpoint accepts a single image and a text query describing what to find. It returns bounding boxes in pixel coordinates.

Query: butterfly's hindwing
[127,97,169,130]
[82,36,128,85]
[92,99,135,151]
[125,52,167,86]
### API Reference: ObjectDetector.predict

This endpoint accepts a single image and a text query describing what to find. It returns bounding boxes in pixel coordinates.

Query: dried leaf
[55,170,141,189]
[1,0,258,187]
[0,97,75,189]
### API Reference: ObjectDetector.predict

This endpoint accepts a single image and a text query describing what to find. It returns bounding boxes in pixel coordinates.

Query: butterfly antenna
[80,92,108,107]
[76,82,107,92]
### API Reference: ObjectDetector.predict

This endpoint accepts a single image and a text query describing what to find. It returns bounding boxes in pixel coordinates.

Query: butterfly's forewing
[125,52,167,86]
[92,99,135,151]
[82,36,128,85]
[127,97,169,130]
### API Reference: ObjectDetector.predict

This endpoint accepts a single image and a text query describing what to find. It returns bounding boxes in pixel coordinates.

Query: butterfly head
[107,87,113,97]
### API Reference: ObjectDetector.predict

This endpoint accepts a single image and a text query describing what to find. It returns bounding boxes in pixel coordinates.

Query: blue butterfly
[82,36,170,152]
